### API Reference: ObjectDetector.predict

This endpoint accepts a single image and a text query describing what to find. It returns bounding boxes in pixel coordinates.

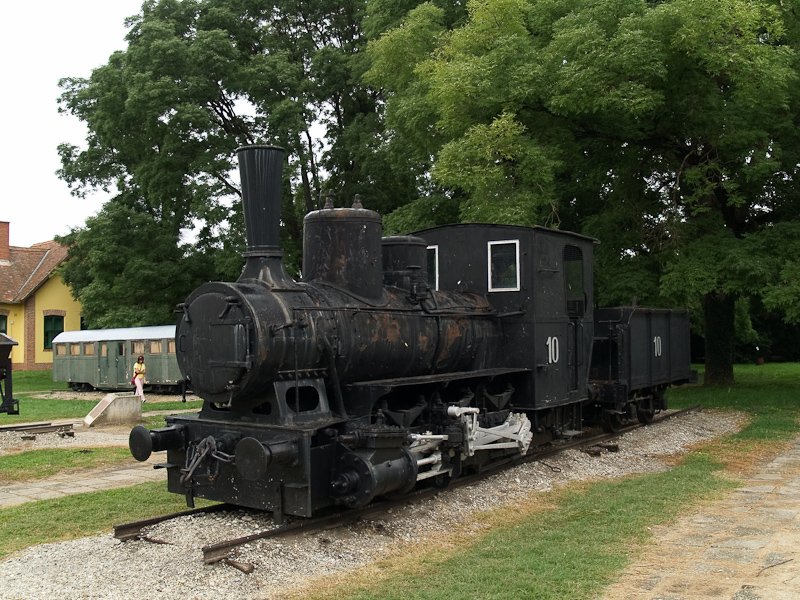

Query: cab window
[488,240,520,292]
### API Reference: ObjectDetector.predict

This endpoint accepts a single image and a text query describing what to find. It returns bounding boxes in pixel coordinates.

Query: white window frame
[426,245,439,291]
[487,239,521,292]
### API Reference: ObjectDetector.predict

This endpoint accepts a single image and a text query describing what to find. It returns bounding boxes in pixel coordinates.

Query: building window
[0,314,6,334]
[488,240,520,292]
[426,246,439,291]
[44,316,64,350]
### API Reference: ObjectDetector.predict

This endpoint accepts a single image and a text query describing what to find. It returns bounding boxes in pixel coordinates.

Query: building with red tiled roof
[0,221,82,369]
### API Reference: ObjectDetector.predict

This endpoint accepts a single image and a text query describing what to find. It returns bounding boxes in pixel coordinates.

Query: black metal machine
[129,145,693,520]
[590,307,694,429]
[0,333,19,415]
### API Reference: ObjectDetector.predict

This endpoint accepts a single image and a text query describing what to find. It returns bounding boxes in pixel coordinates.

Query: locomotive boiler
[130,144,692,520]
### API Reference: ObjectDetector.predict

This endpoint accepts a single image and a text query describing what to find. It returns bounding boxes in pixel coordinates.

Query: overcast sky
[0,1,144,247]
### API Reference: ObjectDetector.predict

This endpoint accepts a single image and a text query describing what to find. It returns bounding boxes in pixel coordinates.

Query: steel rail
[113,504,233,541]
[0,422,75,434]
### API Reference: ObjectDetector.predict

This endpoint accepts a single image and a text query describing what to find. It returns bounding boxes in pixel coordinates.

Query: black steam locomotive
[130,145,692,521]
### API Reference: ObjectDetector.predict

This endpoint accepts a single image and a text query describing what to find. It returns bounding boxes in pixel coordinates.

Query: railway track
[0,422,75,435]
[113,406,700,572]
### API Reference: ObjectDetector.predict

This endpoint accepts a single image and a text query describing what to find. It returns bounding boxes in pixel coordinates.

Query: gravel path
[0,410,745,600]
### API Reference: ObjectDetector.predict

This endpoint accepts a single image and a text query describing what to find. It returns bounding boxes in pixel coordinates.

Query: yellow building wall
[0,301,25,364]
[34,275,82,366]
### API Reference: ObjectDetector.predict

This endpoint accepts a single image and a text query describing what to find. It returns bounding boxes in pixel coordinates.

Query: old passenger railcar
[52,326,185,392]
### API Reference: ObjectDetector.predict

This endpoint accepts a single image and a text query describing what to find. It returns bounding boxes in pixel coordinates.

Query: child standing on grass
[133,355,146,403]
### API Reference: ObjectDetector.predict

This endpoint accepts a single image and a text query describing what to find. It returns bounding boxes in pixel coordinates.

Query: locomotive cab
[414,224,596,418]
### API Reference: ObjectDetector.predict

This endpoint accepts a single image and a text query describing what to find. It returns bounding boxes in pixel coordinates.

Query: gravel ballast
[0,410,745,600]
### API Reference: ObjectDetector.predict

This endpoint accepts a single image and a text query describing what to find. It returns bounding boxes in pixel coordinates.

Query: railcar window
[100,343,108,357]
[488,240,520,292]
[119,343,126,356]
[133,341,144,355]
[150,341,162,354]
[426,246,439,291]
[83,343,95,356]
[70,344,81,356]
[55,344,67,356]
[43,315,64,350]
[167,340,176,354]
[564,245,585,317]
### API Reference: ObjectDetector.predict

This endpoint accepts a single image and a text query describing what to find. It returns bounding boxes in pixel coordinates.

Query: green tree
[58,0,416,326]
[57,201,195,327]
[367,0,800,384]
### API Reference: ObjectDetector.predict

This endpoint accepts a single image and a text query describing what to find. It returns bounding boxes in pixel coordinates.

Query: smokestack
[236,145,294,287]
[0,222,9,262]
[237,145,285,257]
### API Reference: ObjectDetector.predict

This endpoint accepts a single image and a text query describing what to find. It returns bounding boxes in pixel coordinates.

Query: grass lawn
[0,482,216,560]
[4,369,201,423]
[0,447,135,484]
[304,454,736,600]
[11,369,68,394]
[0,396,202,426]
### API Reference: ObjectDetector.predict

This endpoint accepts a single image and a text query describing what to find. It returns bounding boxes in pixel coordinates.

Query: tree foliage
[58,0,417,327]
[56,201,194,328]
[367,0,800,383]
[57,0,800,383]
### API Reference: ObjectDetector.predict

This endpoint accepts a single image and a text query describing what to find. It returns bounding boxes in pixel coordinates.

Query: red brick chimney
[0,221,9,262]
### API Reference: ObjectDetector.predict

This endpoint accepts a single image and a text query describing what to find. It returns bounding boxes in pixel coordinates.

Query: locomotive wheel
[432,472,451,488]
[601,411,623,433]
[636,397,655,425]
[432,458,462,488]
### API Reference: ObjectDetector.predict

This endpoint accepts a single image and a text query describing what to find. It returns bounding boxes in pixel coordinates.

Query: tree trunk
[703,292,735,385]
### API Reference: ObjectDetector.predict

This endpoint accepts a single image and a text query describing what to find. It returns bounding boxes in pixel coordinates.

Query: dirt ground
[602,438,800,600]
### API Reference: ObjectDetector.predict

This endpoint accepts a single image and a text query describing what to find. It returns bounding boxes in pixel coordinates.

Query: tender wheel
[636,397,655,425]
[602,411,623,433]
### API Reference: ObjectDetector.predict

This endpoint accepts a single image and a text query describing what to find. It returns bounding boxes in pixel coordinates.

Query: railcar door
[101,342,127,387]
[99,343,111,387]
[116,342,129,385]
[531,234,593,407]
[564,245,587,396]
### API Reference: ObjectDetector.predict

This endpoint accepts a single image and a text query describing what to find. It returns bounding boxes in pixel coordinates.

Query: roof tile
[0,240,68,303]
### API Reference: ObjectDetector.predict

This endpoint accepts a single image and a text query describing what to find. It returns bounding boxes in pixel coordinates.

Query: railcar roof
[52,325,176,344]
[411,222,598,243]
